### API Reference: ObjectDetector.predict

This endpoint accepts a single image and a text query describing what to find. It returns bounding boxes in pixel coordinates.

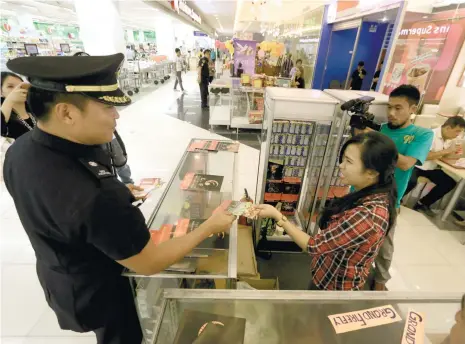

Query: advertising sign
[382,9,465,102]
[194,31,207,37]
[233,39,257,76]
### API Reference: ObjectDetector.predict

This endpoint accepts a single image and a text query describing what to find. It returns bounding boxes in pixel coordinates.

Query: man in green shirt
[374,85,434,290]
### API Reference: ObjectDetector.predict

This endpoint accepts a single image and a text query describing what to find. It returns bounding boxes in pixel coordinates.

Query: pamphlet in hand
[133,178,163,198]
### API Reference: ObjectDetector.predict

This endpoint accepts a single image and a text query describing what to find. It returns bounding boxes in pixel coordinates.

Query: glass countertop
[154,290,462,344]
[124,143,238,279]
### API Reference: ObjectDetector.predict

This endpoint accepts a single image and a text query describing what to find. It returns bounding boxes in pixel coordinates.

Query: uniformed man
[3,53,234,344]
[198,49,211,108]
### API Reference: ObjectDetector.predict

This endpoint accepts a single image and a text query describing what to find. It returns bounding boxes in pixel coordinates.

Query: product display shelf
[208,79,232,128]
[123,140,238,281]
[124,139,240,344]
[230,79,264,133]
[153,289,462,344]
[254,88,343,251]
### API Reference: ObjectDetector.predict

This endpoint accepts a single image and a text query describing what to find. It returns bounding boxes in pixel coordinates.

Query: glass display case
[230,78,264,133]
[153,289,462,344]
[124,140,239,343]
[208,79,232,128]
[254,88,344,251]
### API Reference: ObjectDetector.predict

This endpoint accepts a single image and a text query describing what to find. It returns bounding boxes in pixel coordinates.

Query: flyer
[180,173,224,192]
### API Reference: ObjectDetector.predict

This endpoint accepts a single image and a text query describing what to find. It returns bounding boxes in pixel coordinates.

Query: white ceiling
[0,0,177,30]
[362,8,398,23]
[235,0,328,33]
[191,0,237,35]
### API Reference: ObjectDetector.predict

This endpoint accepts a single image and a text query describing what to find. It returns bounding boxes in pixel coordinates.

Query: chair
[413,114,438,129]
[403,176,432,207]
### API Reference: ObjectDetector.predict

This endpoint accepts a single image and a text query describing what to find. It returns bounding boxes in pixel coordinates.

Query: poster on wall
[233,39,257,76]
[382,9,465,102]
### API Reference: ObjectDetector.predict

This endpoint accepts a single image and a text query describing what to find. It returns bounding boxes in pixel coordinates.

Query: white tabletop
[266,87,339,104]
[324,89,389,104]
[436,160,465,180]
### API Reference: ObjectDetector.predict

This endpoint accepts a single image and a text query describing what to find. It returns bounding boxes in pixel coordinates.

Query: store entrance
[322,28,358,90]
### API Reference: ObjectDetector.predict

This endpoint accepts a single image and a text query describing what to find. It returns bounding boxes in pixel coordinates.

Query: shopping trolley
[118,61,141,97]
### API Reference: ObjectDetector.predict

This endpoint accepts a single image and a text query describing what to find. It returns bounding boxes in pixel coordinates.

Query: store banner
[233,39,257,76]
[382,9,465,102]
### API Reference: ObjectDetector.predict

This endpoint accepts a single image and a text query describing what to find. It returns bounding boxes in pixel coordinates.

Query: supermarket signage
[400,310,425,344]
[194,31,207,37]
[327,304,402,334]
[170,0,201,24]
[399,24,450,37]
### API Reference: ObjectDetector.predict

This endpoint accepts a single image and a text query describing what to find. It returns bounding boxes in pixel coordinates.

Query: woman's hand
[127,184,146,201]
[256,204,281,221]
[4,82,29,104]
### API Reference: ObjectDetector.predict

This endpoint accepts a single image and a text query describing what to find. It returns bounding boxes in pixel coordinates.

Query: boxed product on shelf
[248,110,263,124]
[264,182,283,202]
[266,159,284,181]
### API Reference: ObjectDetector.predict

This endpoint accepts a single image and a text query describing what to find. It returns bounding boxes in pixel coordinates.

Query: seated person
[256,132,398,291]
[404,116,465,216]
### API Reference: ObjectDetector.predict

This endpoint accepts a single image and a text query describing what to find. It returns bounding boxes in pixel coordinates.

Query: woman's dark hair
[1,71,23,88]
[73,51,90,56]
[318,132,398,233]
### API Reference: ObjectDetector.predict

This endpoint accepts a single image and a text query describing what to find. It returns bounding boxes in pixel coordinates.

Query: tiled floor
[1,72,464,342]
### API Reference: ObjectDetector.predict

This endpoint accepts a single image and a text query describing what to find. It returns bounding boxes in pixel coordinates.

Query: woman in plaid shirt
[256,132,398,291]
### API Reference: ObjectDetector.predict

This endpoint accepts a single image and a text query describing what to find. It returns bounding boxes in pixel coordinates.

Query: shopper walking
[371,61,383,91]
[4,54,234,344]
[256,132,398,291]
[280,53,293,78]
[1,72,35,139]
[198,49,210,109]
[349,61,367,90]
[174,48,185,92]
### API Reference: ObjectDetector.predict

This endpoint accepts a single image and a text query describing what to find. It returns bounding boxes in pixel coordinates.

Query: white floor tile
[1,265,48,336]
[396,264,465,292]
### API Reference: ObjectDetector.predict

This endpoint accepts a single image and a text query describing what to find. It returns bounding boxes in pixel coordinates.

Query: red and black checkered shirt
[308,193,390,291]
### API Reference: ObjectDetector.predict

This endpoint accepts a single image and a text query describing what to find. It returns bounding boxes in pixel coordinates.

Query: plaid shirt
[309,193,390,291]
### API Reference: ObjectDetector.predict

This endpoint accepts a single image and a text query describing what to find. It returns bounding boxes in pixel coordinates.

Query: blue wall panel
[322,28,358,90]
[351,22,388,90]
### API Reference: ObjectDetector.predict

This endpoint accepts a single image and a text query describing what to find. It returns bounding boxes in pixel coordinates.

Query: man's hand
[202,210,235,235]
[126,184,146,201]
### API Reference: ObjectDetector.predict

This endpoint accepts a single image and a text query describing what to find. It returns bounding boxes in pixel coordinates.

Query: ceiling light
[422,15,429,18]
[382,16,388,22]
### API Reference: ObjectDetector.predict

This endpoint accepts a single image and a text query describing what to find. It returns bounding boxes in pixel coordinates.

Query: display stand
[255,88,344,252]
[153,289,461,344]
[324,89,389,123]
[123,139,239,343]
[230,78,264,134]
[208,79,232,128]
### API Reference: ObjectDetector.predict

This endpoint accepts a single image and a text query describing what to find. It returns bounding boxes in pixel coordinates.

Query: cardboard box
[239,277,279,290]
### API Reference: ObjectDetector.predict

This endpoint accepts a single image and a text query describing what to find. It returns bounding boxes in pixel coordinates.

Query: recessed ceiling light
[422,15,428,18]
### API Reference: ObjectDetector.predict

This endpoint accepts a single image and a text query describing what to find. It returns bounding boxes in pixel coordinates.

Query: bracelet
[276,214,288,227]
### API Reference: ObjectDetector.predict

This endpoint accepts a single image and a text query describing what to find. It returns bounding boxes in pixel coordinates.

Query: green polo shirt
[380,123,434,208]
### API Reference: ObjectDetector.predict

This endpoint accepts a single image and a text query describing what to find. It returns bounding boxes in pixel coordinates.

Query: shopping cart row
[118,60,175,97]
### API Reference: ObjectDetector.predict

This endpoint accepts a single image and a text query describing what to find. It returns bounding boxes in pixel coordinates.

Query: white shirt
[418,127,452,170]
[175,55,183,72]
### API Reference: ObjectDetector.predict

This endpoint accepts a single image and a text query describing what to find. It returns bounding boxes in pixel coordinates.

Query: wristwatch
[276,214,288,227]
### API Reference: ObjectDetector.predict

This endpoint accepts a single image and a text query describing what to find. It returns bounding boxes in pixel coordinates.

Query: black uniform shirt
[198,57,209,82]
[351,68,367,90]
[3,128,150,332]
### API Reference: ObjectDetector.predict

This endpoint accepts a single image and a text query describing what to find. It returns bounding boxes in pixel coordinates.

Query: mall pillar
[155,17,176,59]
[73,0,126,55]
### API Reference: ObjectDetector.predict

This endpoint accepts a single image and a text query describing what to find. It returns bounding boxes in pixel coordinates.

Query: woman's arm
[1,98,14,123]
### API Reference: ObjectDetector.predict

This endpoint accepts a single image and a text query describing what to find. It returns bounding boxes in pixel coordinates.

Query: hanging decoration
[2,23,11,33]
[68,32,75,39]
[46,27,54,35]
